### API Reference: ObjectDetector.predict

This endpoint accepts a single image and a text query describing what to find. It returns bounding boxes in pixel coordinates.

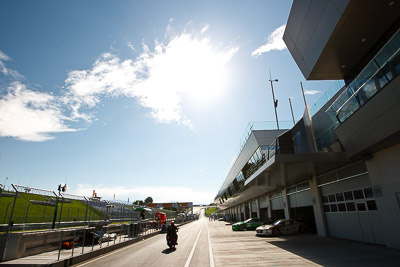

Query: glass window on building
[338,203,346,212]
[255,148,262,162]
[261,145,270,158]
[344,191,354,200]
[367,200,378,210]
[357,202,366,211]
[330,204,338,212]
[364,187,374,198]
[336,192,344,202]
[346,202,356,211]
[297,182,310,191]
[353,189,364,199]
[287,186,296,194]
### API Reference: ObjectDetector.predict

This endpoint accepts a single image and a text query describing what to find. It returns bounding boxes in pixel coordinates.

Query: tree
[144,196,153,204]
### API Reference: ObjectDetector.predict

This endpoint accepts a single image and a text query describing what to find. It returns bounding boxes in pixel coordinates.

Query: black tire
[239,225,244,231]
[272,228,279,236]
[298,225,305,233]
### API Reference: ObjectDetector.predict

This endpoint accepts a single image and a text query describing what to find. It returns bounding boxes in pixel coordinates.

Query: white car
[255,219,305,237]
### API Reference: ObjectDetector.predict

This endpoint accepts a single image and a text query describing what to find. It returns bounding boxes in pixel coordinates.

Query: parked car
[255,219,305,237]
[232,218,264,231]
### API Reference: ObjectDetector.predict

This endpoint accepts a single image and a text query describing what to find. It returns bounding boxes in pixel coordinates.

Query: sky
[0,0,335,204]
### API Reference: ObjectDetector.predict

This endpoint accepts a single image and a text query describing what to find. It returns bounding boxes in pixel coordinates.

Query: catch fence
[0,184,176,233]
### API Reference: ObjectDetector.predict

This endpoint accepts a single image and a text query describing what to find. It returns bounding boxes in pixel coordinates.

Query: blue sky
[0,0,334,204]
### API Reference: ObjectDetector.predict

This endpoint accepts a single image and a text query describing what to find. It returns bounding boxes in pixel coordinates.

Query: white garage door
[319,174,385,245]
[288,182,312,208]
[259,195,268,209]
[271,197,284,210]
[251,199,257,211]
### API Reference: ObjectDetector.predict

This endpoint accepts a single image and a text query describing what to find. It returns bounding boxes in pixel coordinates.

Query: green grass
[205,207,219,217]
[0,191,104,225]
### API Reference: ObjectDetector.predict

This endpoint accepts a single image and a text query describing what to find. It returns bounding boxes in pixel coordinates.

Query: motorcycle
[166,235,177,249]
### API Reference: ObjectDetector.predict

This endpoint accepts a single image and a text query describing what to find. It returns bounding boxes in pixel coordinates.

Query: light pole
[3,177,8,190]
[269,78,279,130]
[289,97,296,125]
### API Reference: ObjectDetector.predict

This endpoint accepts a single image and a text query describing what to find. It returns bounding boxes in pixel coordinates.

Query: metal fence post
[6,185,19,234]
[57,229,64,261]
[120,225,122,243]
[98,225,102,248]
[107,226,110,247]
[84,197,89,225]
[88,200,92,224]
[91,230,95,251]
[3,202,10,224]
[42,205,47,223]
[51,192,59,229]
[58,195,64,228]
[24,204,30,223]
[81,228,86,255]
[71,230,76,257]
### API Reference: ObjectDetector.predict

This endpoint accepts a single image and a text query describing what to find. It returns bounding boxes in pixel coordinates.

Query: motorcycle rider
[166,221,178,245]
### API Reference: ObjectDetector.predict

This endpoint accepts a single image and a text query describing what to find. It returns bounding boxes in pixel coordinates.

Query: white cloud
[73,184,215,204]
[304,90,321,95]
[251,24,287,57]
[127,42,136,51]
[201,25,209,34]
[64,31,238,127]
[0,50,23,79]
[0,50,10,61]
[0,23,238,141]
[0,82,76,141]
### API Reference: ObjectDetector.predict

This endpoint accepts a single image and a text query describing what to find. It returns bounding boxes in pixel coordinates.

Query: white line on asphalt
[184,225,203,267]
[207,225,215,267]
[73,235,158,267]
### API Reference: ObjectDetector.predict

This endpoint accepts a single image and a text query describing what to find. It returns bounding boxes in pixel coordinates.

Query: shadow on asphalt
[267,234,400,267]
[161,248,176,254]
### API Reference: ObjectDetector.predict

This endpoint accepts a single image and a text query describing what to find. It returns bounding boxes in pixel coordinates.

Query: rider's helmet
[171,221,175,225]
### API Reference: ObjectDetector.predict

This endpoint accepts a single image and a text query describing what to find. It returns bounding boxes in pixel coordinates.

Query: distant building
[215,0,400,249]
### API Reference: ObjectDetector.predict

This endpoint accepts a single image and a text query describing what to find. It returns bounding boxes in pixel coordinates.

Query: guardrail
[0,217,197,262]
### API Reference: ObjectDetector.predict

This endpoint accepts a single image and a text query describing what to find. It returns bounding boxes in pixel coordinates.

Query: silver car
[255,219,305,237]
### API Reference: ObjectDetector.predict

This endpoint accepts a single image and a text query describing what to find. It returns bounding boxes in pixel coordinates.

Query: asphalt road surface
[74,208,214,267]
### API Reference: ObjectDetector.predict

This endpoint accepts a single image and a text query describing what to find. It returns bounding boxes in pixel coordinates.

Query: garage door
[319,173,385,245]
[251,199,257,211]
[271,196,284,210]
[259,195,268,209]
[288,182,312,208]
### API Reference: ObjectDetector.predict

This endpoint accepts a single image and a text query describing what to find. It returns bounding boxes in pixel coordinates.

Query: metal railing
[326,28,400,125]
[0,184,198,263]
[309,80,345,116]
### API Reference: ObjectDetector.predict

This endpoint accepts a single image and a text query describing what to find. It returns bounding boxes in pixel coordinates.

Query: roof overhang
[218,152,349,210]
[245,152,349,188]
[284,0,400,80]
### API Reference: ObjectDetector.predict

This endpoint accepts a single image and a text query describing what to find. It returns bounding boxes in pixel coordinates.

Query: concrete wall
[1,228,79,261]
[366,143,400,249]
